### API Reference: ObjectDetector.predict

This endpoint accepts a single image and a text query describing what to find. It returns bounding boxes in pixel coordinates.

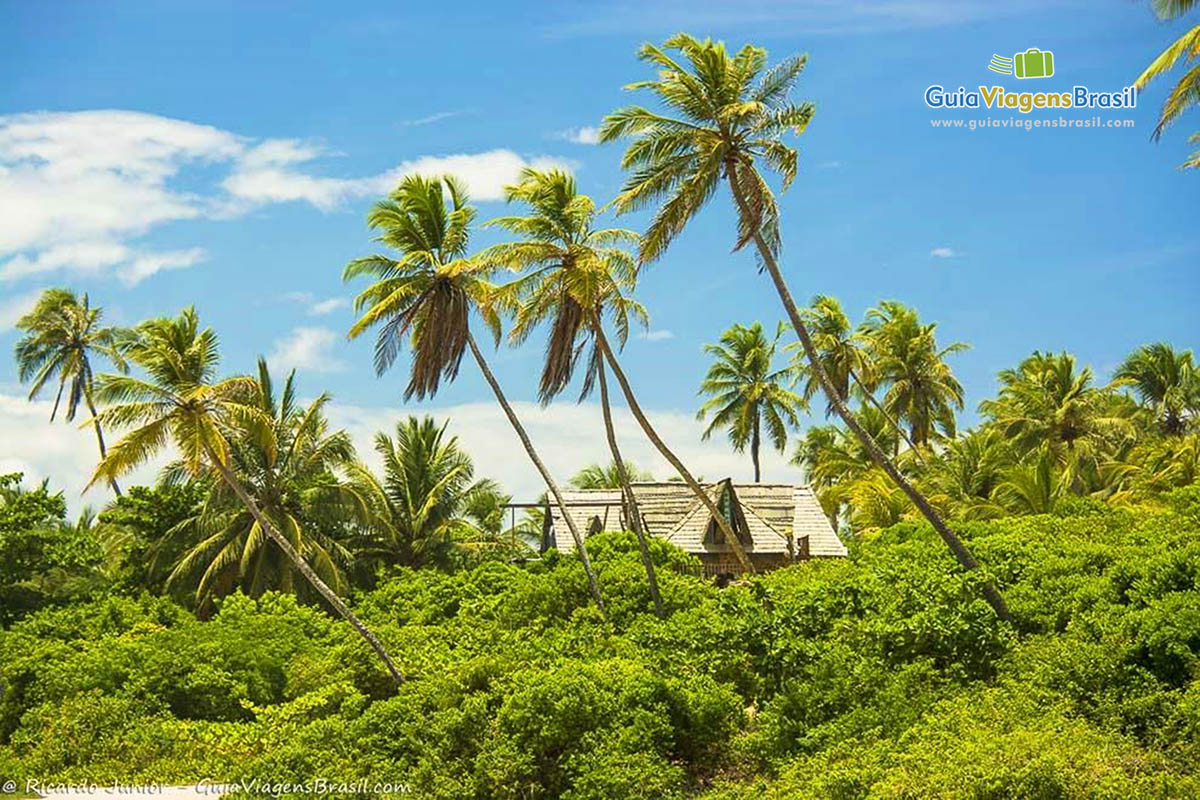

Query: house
[542,480,846,577]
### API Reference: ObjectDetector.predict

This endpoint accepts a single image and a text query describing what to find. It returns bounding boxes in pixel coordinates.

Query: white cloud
[640,329,675,341]
[267,326,347,374]
[117,247,206,286]
[283,292,350,316]
[309,297,349,315]
[400,110,469,127]
[555,126,601,145]
[0,110,569,285]
[930,247,959,258]
[0,287,44,332]
[0,390,802,514]
[327,399,800,503]
[0,390,169,512]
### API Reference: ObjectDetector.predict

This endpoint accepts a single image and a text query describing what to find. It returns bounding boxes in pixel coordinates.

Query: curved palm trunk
[84,391,122,496]
[726,167,1010,621]
[847,368,927,467]
[597,359,665,618]
[204,448,404,685]
[589,312,754,574]
[465,331,607,614]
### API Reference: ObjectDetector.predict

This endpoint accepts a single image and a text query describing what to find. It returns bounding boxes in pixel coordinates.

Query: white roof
[547,481,846,558]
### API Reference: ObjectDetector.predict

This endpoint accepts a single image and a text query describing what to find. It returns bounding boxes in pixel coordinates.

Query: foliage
[162,360,369,611]
[359,415,518,571]
[343,174,498,399]
[0,474,105,624]
[698,322,803,481]
[1133,0,1200,165]
[569,461,653,489]
[3,493,1199,797]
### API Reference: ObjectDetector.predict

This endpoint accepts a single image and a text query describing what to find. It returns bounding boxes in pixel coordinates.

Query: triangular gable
[662,480,755,548]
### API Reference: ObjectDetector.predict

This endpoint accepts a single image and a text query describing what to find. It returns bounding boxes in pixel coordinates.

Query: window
[703,482,751,547]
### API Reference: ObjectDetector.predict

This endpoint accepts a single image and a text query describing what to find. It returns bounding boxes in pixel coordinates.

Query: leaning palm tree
[1114,342,1198,435]
[697,321,803,481]
[483,167,673,610]
[14,288,127,495]
[860,300,967,448]
[601,34,1011,619]
[343,173,605,612]
[87,309,403,684]
[1133,0,1200,166]
[165,359,370,614]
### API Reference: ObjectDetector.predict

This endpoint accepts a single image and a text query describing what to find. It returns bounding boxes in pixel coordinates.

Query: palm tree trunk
[84,391,121,496]
[751,413,762,482]
[847,367,927,466]
[726,165,1010,622]
[588,311,755,574]
[465,331,607,614]
[597,358,665,618]
[204,447,404,685]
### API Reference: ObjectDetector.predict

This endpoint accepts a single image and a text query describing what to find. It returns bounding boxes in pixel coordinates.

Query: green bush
[2,494,1199,798]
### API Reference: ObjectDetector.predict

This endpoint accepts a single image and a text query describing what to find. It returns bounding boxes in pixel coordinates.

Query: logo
[923,45,1135,115]
[989,48,1055,79]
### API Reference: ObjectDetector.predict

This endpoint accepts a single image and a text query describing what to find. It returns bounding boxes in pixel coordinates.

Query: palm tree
[791,295,928,466]
[600,34,1012,620]
[483,167,671,610]
[790,295,926,463]
[1114,342,1198,435]
[570,460,653,490]
[920,428,1013,521]
[792,405,902,524]
[360,415,515,569]
[165,359,370,613]
[14,288,127,496]
[980,351,1134,470]
[87,309,403,684]
[343,173,606,612]
[697,322,803,481]
[860,301,967,447]
[1133,0,1200,166]
[793,296,870,411]
[994,447,1065,516]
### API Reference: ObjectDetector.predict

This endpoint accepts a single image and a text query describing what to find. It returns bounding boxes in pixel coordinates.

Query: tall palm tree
[697,321,803,481]
[14,288,127,495]
[164,359,370,613]
[1133,0,1200,166]
[87,309,403,684]
[600,34,1012,620]
[343,173,606,612]
[860,300,967,447]
[360,415,514,569]
[483,167,672,609]
[1114,342,1198,435]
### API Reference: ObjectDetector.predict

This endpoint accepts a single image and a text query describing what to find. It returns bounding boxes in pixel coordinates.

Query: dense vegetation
[2,486,1199,797]
[3,29,1199,798]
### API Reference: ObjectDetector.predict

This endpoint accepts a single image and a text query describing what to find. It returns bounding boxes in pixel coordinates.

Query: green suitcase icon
[1014,48,1054,79]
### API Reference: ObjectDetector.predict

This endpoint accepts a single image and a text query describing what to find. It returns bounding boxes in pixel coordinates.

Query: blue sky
[1,0,1197,506]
